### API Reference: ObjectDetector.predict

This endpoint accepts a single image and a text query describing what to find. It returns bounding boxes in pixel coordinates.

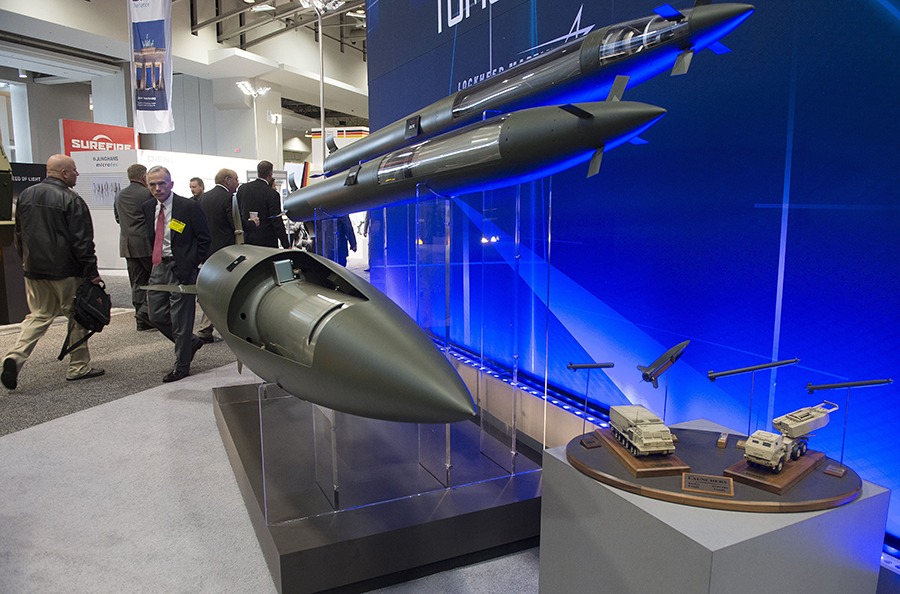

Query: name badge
[169,219,186,233]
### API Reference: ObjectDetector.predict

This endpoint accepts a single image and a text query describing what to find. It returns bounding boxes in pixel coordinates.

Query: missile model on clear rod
[285,92,666,219]
[321,1,755,176]
[196,244,477,424]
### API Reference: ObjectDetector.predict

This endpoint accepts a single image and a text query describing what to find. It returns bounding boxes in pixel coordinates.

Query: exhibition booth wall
[363,0,900,538]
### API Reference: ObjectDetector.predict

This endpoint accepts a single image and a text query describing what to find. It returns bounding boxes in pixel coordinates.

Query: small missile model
[285,99,665,220]
[323,2,754,176]
[637,340,690,388]
[196,244,477,424]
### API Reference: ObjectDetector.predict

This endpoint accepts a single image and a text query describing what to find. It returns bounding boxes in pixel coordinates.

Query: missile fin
[671,50,694,76]
[654,4,686,21]
[707,41,732,55]
[559,104,595,119]
[651,377,659,389]
[141,283,197,294]
[628,137,649,146]
[587,148,604,178]
[607,75,629,102]
[694,0,711,5]
[237,360,243,374]
[325,132,339,154]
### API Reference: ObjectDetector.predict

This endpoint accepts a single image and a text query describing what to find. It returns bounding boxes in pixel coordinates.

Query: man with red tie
[143,166,211,382]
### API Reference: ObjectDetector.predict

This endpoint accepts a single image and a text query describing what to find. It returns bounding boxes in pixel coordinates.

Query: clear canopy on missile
[322,1,754,176]
[196,244,477,424]
[285,99,666,220]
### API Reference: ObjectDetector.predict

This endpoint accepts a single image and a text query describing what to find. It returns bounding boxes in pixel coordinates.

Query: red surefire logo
[70,134,133,151]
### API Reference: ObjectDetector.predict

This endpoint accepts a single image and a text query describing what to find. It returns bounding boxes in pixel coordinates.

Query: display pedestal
[214,383,541,594]
[539,423,889,594]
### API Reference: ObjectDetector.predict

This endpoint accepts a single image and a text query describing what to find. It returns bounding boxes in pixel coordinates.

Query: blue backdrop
[364,0,900,538]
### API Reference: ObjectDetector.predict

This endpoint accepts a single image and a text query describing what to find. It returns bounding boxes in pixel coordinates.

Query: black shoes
[197,334,215,344]
[163,369,189,383]
[137,322,155,331]
[67,368,105,381]
[2,358,18,390]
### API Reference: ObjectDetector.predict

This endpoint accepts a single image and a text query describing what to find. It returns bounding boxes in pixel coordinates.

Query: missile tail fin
[607,75,629,102]
[707,41,732,55]
[654,4,686,21]
[671,50,694,76]
[325,132,339,154]
[694,0,711,6]
[651,377,659,389]
[587,148,604,178]
[237,360,243,374]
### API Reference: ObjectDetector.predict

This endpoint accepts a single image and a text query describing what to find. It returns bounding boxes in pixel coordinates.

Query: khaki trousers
[4,276,92,379]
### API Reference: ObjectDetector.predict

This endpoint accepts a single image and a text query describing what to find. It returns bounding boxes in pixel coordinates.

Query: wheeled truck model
[744,401,839,473]
[609,405,675,457]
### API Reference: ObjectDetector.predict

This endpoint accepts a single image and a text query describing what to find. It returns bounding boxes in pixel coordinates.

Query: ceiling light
[236,81,270,97]
[18,68,27,78]
[250,4,275,10]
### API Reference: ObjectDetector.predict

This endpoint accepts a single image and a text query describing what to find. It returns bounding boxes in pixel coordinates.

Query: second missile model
[196,244,477,424]
[323,2,754,175]
[285,99,665,220]
[637,340,690,388]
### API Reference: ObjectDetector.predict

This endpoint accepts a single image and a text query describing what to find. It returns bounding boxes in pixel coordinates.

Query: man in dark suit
[114,164,155,331]
[143,166,211,382]
[238,160,289,249]
[195,168,251,342]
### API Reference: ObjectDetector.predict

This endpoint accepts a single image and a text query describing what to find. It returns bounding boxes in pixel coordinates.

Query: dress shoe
[191,339,204,362]
[67,368,105,381]
[163,369,190,383]
[197,333,215,344]
[137,322,155,331]
[2,358,18,390]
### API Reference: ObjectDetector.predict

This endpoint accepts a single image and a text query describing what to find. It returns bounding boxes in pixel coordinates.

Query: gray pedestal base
[539,443,889,594]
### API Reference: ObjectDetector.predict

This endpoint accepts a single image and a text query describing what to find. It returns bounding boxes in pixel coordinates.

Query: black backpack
[58,279,112,360]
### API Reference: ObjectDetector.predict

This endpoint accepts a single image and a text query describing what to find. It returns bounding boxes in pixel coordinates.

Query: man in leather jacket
[2,154,105,390]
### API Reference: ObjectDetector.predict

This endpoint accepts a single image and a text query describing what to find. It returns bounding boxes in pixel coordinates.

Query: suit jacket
[142,193,212,284]
[199,185,237,255]
[114,181,153,258]
[237,178,289,249]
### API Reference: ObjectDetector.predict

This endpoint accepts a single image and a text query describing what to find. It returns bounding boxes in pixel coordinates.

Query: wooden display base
[593,427,690,478]
[724,451,826,495]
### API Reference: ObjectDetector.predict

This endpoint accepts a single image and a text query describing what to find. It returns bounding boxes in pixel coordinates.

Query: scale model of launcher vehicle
[609,405,676,456]
[744,401,839,473]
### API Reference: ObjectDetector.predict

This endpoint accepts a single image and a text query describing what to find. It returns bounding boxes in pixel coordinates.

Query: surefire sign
[60,119,138,155]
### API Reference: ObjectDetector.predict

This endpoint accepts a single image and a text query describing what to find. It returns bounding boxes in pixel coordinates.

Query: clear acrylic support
[313,404,339,509]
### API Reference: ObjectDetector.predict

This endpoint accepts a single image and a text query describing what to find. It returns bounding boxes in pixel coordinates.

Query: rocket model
[285,99,666,220]
[322,2,754,176]
[196,244,477,424]
[637,340,690,388]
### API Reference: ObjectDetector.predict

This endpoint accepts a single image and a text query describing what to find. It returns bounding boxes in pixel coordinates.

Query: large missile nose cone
[689,3,754,33]
[595,101,667,136]
[314,299,477,424]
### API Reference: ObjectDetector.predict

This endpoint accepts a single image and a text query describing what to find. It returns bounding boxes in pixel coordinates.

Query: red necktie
[152,204,165,266]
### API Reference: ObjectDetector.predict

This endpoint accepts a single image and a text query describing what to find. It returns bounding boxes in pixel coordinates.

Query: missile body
[196,244,477,424]
[285,100,666,220]
[637,340,690,388]
[323,3,754,175]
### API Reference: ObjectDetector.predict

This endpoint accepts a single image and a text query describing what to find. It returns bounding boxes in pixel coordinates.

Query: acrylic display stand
[540,420,890,594]
[214,381,541,594]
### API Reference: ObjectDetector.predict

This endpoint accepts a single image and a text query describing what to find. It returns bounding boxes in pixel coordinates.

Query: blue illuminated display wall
[364,0,900,537]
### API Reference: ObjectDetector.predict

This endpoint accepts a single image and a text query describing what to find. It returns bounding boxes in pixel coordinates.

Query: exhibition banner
[128,0,174,134]
[59,119,137,155]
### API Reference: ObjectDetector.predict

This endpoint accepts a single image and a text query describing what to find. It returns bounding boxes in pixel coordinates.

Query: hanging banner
[128,0,174,134]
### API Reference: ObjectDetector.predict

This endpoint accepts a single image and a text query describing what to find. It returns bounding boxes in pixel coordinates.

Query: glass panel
[418,423,450,487]
[313,404,339,509]
[258,382,333,525]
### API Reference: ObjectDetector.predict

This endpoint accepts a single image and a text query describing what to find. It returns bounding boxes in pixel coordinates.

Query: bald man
[2,154,105,390]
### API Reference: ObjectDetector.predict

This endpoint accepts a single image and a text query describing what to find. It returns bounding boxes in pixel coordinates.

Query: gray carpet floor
[0,269,541,594]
